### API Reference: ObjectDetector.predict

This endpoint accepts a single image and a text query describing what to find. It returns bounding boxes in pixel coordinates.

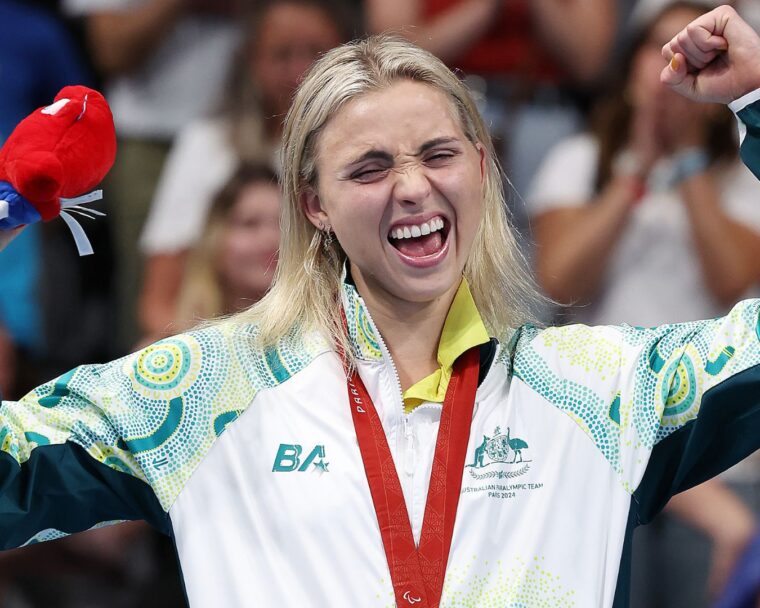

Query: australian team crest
[466,426,531,479]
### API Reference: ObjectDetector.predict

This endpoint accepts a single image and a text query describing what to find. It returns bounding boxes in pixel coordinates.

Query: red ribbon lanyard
[346,346,480,608]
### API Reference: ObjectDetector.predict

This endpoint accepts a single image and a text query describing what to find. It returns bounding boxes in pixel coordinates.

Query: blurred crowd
[1,0,760,606]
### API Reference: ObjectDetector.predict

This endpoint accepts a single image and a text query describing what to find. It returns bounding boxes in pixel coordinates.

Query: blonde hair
[233,35,542,357]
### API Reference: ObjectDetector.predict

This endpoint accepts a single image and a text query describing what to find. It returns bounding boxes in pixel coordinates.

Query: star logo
[313,459,330,473]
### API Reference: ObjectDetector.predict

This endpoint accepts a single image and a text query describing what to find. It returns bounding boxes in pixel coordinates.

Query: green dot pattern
[20,520,123,547]
[441,554,576,606]
[501,301,760,490]
[5,320,330,511]
[344,283,383,361]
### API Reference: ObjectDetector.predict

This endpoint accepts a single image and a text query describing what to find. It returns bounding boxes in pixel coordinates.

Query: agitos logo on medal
[272,443,329,472]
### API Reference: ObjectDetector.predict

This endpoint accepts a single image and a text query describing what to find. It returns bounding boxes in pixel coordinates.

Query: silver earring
[322,227,334,252]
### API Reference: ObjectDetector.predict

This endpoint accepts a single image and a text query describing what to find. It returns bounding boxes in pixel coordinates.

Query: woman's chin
[382,271,462,307]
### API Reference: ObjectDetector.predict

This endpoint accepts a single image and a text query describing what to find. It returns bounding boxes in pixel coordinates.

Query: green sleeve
[0,361,168,548]
[736,99,760,181]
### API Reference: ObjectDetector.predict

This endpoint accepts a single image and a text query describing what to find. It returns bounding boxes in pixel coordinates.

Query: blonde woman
[0,11,760,607]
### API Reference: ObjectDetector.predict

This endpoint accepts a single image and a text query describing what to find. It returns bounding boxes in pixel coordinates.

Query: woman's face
[251,3,342,118]
[306,79,485,309]
[628,6,720,149]
[217,181,281,302]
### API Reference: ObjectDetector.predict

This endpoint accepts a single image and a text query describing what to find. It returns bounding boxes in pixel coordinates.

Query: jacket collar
[341,269,384,363]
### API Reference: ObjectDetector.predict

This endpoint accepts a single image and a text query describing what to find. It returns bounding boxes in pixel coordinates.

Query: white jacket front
[2,276,760,607]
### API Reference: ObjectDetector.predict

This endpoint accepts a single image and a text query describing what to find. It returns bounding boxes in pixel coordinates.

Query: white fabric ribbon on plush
[0,200,8,221]
[59,190,105,256]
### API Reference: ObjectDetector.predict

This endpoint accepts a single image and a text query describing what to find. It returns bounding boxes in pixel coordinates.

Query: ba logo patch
[272,443,329,473]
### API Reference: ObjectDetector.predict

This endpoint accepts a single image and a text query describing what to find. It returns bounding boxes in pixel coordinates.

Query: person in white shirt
[62,0,241,349]
[137,0,346,344]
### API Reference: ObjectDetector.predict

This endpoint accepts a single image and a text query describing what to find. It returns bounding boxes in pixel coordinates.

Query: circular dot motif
[130,337,202,399]
[659,348,702,425]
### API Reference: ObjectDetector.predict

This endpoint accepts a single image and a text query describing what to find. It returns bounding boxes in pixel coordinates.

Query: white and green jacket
[1,97,760,607]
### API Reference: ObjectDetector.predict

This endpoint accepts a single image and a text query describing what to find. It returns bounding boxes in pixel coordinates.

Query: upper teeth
[390,217,444,240]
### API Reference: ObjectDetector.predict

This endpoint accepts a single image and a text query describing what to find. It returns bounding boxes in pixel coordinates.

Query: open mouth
[387,216,450,259]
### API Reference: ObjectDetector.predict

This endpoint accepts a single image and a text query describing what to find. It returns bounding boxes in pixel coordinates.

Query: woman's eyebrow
[347,149,394,166]
[417,136,459,154]
[347,137,461,166]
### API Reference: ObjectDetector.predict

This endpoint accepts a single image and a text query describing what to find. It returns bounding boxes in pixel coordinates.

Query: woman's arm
[533,175,639,304]
[515,299,760,528]
[0,361,169,549]
[365,0,502,64]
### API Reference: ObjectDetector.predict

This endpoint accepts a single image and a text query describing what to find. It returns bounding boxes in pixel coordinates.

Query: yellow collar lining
[403,279,489,412]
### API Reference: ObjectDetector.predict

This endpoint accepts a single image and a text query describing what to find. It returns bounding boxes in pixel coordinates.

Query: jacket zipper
[370,317,420,538]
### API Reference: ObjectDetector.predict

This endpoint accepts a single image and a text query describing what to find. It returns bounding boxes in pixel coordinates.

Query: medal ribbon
[346,346,479,608]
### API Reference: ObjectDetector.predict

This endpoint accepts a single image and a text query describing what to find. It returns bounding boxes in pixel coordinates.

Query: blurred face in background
[216,181,281,304]
[627,6,718,146]
[251,2,342,118]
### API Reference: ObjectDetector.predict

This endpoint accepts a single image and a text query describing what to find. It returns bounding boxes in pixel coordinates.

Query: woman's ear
[476,142,486,184]
[301,186,329,229]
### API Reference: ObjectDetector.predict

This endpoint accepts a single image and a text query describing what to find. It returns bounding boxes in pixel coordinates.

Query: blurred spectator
[175,163,281,331]
[528,2,760,606]
[138,0,348,343]
[61,0,242,351]
[529,1,760,323]
[365,0,617,199]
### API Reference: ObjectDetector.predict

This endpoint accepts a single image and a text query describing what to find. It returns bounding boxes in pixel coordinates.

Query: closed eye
[351,167,389,183]
[425,150,458,166]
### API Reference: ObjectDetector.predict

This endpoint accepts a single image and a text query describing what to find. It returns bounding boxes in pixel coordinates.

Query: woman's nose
[392,163,432,205]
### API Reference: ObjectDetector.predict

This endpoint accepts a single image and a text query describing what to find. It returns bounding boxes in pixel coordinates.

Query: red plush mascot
[0,85,116,255]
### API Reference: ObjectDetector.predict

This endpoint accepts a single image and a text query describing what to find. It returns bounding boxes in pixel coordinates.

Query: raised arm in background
[365,0,502,64]
[667,478,757,598]
[533,173,640,304]
[365,0,614,84]
[534,4,760,308]
[532,96,660,304]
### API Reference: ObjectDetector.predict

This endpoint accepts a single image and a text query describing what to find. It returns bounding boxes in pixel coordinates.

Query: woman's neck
[353,274,460,392]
